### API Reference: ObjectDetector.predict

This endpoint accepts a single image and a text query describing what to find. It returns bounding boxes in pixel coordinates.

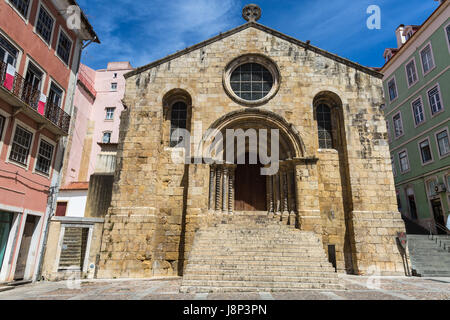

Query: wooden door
[55,202,68,217]
[14,215,37,280]
[235,164,267,211]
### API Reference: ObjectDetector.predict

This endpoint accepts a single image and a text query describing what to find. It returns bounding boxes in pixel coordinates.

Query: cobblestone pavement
[0,275,448,300]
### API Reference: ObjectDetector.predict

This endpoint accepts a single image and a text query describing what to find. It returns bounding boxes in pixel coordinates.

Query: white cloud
[79,0,240,69]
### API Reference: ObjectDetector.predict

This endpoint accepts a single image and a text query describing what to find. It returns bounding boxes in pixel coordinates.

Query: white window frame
[55,26,73,68]
[110,82,118,91]
[392,111,404,139]
[419,42,436,76]
[32,134,56,178]
[24,55,47,92]
[6,119,36,170]
[0,29,24,68]
[411,96,426,127]
[404,57,419,88]
[444,22,450,54]
[33,1,56,48]
[46,78,65,107]
[434,127,449,159]
[417,136,434,166]
[105,107,115,120]
[5,0,34,23]
[398,149,410,174]
[387,76,398,102]
[427,83,444,117]
[102,131,112,144]
[425,176,439,199]
[0,108,10,156]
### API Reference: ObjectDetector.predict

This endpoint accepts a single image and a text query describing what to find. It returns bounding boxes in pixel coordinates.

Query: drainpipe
[35,186,57,281]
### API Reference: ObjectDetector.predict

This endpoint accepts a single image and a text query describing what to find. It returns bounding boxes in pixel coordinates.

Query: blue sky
[77,0,440,70]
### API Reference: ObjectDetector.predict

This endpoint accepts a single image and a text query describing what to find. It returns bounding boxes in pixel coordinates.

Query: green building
[381,1,449,234]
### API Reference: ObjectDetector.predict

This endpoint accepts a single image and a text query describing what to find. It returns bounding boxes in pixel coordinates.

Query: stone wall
[96,25,408,278]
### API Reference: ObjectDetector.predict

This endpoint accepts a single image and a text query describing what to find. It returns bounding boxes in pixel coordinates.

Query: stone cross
[242,4,261,22]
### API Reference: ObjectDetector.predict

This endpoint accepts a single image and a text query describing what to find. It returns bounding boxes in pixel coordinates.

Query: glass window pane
[36,6,54,44]
[229,63,273,101]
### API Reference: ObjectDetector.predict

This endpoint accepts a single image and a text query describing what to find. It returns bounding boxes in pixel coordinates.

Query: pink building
[0,0,98,283]
[57,62,133,218]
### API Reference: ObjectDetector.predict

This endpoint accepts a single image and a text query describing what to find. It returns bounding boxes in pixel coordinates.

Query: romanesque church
[96,5,408,291]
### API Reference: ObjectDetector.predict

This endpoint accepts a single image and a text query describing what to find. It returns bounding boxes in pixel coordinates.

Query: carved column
[215,167,222,212]
[274,173,281,214]
[222,166,228,213]
[267,175,274,213]
[288,168,297,214]
[209,166,215,210]
[282,169,289,214]
[228,166,235,214]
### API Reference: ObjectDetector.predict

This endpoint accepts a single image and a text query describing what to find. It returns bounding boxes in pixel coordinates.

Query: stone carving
[242,4,261,22]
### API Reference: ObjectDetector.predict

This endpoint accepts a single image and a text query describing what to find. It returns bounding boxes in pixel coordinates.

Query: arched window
[170,101,187,147]
[316,104,333,149]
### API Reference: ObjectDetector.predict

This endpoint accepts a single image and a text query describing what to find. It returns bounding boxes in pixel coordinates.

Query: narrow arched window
[316,104,333,149]
[170,101,187,147]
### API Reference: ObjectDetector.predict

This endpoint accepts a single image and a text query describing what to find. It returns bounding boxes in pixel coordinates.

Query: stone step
[184,269,337,277]
[187,256,330,263]
[190,248,325,254]
[186,261,334,269]
[185,262,336,271]
[180,284,344,293]
[183,274,341,283]
[180,280,343,291]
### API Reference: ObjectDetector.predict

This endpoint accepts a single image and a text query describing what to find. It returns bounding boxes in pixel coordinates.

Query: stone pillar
[282,168,289,215]
[267,175,274,213]
[215,167,222,212]
[228,166,235,214]
[273,173,281,214]
[222,166,228,213]
[208,166,215,210]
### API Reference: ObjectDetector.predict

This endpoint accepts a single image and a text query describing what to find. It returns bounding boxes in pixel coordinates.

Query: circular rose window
[230,63,273,101]
[224,55,280,106]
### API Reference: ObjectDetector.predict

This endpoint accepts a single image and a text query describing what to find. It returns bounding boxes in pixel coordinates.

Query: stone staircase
[407,234,450,277]
[180,212,344,293]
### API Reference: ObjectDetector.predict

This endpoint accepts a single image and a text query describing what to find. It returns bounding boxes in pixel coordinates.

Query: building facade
[0,0,98,282]
[41,61,133,281]
[95,8,408,281]
[381,1,449,234]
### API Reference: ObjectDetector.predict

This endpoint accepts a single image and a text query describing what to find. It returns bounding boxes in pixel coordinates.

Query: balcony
[78,68,96,99]
[0,61,71,136]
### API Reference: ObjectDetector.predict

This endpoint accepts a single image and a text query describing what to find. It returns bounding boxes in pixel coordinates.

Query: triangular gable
[125,22,382,79]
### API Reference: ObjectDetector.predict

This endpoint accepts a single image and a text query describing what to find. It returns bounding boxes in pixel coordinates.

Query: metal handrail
[428,221,450,251]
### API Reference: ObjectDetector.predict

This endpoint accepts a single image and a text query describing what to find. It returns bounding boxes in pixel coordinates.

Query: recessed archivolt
[198,109,306,162]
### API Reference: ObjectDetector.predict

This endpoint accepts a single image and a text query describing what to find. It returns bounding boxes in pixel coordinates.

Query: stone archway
[200,109,306,216]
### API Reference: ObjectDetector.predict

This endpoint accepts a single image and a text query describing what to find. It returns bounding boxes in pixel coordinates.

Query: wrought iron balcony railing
[0,61,71,134]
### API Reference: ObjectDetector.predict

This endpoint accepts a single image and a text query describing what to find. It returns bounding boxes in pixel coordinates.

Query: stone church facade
[96,9,408,281]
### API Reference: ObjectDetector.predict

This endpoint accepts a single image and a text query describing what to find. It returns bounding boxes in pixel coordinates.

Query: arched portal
[200,109,305,214]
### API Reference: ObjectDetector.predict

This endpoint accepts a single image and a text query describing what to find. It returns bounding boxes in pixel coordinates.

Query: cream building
[96,5,409,291]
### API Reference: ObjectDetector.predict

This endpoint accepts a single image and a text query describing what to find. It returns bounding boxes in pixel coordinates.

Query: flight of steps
[180,212,344,293]
[407,234,450,277]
